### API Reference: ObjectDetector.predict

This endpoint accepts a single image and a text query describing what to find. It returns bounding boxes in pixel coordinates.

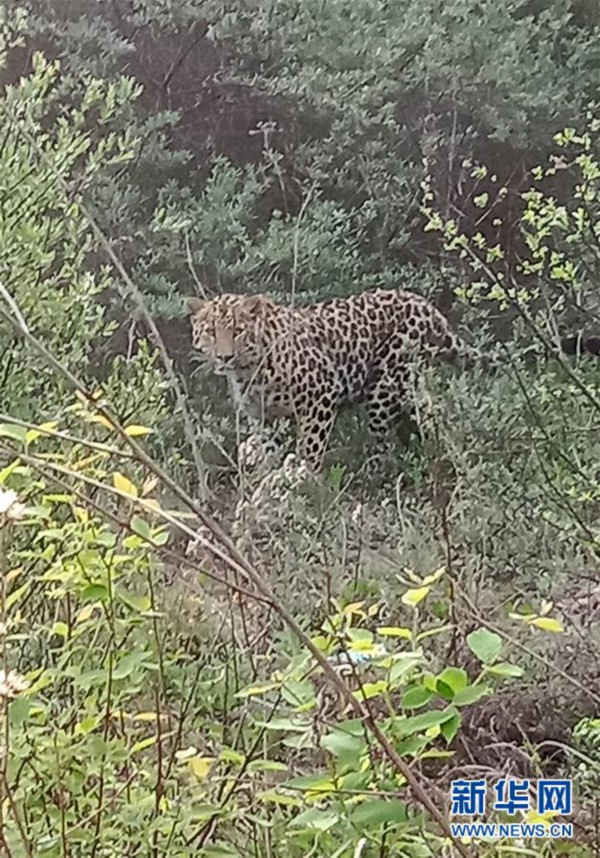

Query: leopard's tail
[443,331,600,370]
[558,335,600,358]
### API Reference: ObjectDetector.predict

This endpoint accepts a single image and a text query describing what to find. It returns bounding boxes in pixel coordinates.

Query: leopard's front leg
[226,371,289,471]
[237,419,289,471]
[296,403,337,473]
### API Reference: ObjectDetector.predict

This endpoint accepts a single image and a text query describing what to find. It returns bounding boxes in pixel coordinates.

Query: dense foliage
[2,1,600,855]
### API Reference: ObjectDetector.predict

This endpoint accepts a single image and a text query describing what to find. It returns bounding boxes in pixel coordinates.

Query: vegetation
[1,1,600,855]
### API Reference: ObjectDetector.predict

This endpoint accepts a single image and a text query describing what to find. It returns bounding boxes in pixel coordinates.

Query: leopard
[187,288,476,472]
[188,288,600,473]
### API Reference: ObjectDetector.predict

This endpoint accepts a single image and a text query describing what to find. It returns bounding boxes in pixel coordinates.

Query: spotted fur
[187,289,477,471]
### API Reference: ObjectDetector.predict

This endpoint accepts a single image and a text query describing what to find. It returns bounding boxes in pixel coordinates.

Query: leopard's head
[187,293,276,374]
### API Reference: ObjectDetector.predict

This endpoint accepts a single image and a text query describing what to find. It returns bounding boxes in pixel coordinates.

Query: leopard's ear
[186,296,206,314]
[242,293,276,315]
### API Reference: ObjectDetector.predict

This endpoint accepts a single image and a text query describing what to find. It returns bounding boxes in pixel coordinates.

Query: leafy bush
[2,423,555,855]
[2,2,600,855]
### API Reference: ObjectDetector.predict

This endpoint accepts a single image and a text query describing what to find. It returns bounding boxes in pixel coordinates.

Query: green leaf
[0,459,22,484]
[350,799,408,827]
[422,566,445,586]
[452,685,492,707]
[7,583,30,610]
[0,424,28,443]
[420,749,454,760]
[113,651,149,680]
[320,728,365,760]
[284,773,335,794]
[346,627,373,644]
[486,662,524,678]
[401,586,430,607]
[220,749,245,765]
[281,678,314,707]
[340,770,372,792]
[118,592,151,613]
[388,653,423,686]
[395,708,456,737]
[466,628,502,664]
[130,515,151,539]
[437,667,468,694]
[237,680,281,698]
[81,583,109,602]
[440,709,461,743]
[290,808,338,830]
[437,667,470,700]
[436,681,454,702]
[189,756,213,780]
[247,759,288,773]
[401,686,432,710]
[416,623,453,641]
[353,680,388,700]
[113,472,138,498]
[124,424,152,437]
[76,715,100,735]
[377,626,412,639]
[131,735,158,754]
[395,735,430,756]
[528,616,564,633]
[9,697,30,726]
[51,622,69,638]
[151,529,169,546]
